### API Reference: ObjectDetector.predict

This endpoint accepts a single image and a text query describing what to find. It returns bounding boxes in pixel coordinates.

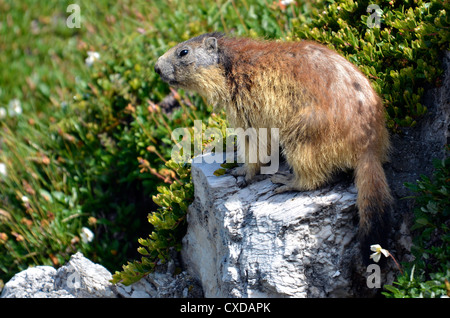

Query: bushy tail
[355,152,393,264]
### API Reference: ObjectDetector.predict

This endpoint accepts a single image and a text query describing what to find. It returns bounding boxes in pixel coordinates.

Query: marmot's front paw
[231,165,255,182]
[230,164,263,187]
[229,165,253,178]
[229,165,246,177]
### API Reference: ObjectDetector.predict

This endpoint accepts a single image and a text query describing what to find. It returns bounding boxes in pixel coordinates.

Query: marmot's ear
[204,37,218,52]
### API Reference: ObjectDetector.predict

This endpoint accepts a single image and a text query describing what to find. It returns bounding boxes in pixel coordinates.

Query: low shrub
[383,149,450,298]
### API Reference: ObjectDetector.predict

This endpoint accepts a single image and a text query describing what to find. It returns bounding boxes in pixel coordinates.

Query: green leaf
[137,247,149,256]
[220,162,238,169]
[213,168,227,176]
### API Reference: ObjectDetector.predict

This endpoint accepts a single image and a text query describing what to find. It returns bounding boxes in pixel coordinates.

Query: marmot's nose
[154,64,161,76]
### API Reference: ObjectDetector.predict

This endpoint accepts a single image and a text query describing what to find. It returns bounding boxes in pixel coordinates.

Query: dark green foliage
[383,148,450,298]
[111,160,193,285]
[111,113,230,285]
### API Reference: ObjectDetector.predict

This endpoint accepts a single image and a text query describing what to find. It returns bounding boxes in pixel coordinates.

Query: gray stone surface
[53,252,116,298]
[385,51,450,261]
[115,259,203,298]
[0,253,113,298]
[182,153,373,297]
[0,266,66,298]
[1,252,202,298]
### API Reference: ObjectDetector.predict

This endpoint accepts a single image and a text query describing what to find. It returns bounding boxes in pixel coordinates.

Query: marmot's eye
[179,49,189,57]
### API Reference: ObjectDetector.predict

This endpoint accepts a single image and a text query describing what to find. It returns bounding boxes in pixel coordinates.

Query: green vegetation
[0,0,448,297]
[111,114,230,285]
[383,150,450,298]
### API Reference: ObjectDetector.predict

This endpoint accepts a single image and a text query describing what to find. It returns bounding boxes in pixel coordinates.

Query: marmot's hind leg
[272,139,332,193]
[271,171,305,193]
[270,173,301,193]
[271,158,329,193]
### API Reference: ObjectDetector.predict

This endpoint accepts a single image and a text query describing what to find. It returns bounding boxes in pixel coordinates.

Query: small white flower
[85,51,100,67]
[281,0,294,5]
[8,99,22,116]
[80,227,94,243]
[0,163,6,177]
[21,195,29,203]
[0,107,6,119]
[370,244,390,263]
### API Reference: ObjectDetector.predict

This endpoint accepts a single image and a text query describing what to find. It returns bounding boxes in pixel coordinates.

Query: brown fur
[155,33,393,262]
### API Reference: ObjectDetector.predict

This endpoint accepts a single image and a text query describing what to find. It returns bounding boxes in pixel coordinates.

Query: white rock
[131,290,151,298]
[1,252,202,298]
[1,253,116,298]
[182,154,372,297]
[0,266,61,298]
[53,252,116,298]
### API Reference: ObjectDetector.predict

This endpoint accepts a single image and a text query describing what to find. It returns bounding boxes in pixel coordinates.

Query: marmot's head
[154,32,225,91]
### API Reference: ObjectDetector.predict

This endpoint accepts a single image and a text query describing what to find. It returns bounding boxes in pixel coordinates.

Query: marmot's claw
[236,176,247,188]
[271,172,294,185]
[229,166,247,177]
[273,184,296,194]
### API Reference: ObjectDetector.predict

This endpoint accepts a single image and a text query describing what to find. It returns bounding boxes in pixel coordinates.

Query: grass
[0,1,84,115]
